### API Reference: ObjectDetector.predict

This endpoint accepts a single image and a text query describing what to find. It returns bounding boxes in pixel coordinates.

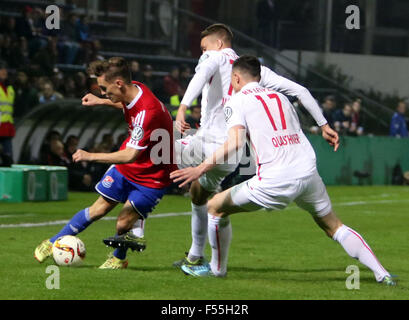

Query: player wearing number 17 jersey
[172,56,395,285]
[173,24,331,269]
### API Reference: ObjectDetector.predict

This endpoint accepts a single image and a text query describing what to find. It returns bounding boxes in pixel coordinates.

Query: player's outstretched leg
[100,201,138,269]
[101,185,166,268]
[315,211,396,285]
[103,219,147,252]
[34,196,117,263]
[174,180,211,268]
[206,213,232,277]
[181,189,240,277]
[99,184,168,268]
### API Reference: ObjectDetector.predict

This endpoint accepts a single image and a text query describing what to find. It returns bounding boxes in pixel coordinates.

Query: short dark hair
[200,23,233,43]
[87,57,131,84]
[232,55,261,80]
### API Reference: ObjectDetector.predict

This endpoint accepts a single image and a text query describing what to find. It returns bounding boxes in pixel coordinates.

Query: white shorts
[175,134,241,192]
[230,170,332,217]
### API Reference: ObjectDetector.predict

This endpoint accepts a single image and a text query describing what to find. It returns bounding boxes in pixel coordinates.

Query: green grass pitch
[0,186,408,300]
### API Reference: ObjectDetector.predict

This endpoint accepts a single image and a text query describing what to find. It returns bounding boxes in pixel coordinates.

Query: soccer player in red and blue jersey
[34,57,175,269]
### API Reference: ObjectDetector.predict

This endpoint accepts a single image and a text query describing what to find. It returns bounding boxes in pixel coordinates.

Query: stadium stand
[1,0,406,191]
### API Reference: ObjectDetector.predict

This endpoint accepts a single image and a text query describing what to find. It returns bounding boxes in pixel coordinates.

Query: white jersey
[225,82,317,181]
[181,48,239,144]
[181,48,327,146]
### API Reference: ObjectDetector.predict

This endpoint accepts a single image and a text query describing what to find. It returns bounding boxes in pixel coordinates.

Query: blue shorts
[95,165,166,219]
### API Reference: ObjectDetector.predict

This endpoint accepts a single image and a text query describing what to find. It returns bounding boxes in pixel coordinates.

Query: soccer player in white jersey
[171,55,395,285]
[173,24,338,268]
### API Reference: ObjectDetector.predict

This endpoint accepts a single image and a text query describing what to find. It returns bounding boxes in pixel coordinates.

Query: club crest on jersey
[224,106,233,121]
[131,125,144,142]
[102,176,114,188]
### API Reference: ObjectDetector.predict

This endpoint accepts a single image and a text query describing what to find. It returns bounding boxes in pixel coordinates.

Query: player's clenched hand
[321,124,339,152]
[170,167,203,188]
[73,149,92,162]
[82,93,102,106]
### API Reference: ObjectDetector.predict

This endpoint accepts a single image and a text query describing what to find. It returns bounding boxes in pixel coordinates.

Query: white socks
[333,224,390,282]
[187,214,389,281]
[188,203,208,259]
[208,214,232,277]
[131,219,145,238]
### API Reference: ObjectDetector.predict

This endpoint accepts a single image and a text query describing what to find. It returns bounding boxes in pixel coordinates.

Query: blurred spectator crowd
[306,95,408,139]
[0,5,202,191]
[37,130,127,191]
[0,6,103,119]
[0,5,200,122]
[1,4,408,193]
[309,95,366,137]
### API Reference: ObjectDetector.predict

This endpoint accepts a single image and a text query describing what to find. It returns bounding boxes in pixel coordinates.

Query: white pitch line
[0,213,36,219]
[0,198,408,229]
[0,212,191,229]
[334,199,409,206]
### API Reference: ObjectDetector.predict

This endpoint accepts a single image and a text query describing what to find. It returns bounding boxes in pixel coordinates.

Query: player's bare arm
[171,125,246,187]
[82,93,123,109]
[175,103,191,134]
[73,147,140,164]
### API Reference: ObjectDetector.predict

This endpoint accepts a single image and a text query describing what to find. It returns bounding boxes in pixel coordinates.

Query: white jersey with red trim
[225,82,317,181]
[181,48,239,144]
[181,48,327,146]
